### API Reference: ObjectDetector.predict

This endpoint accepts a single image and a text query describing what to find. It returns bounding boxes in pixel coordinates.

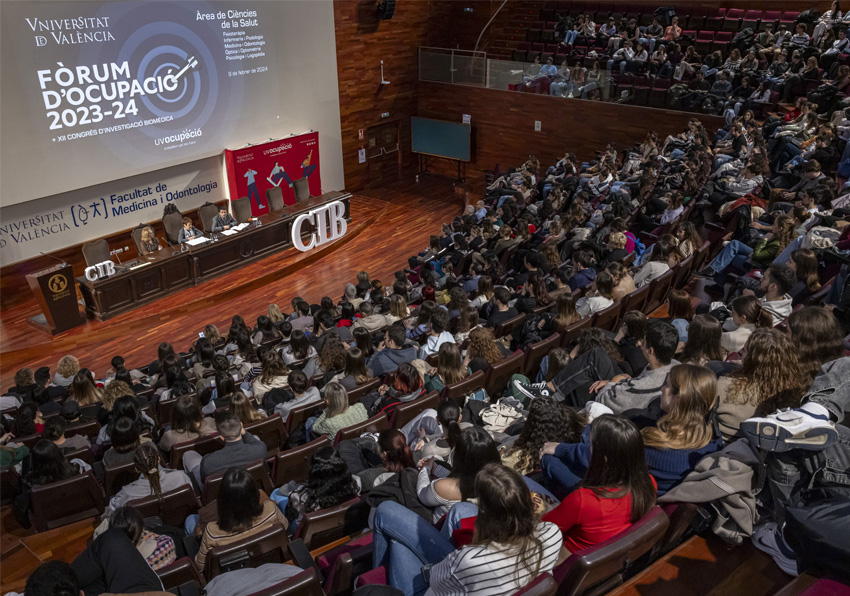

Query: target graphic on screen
[115,21,220,138]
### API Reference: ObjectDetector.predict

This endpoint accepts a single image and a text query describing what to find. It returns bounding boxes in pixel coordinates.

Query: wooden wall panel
[417,81,724,188]
[333,0,433,192]
[0,201,226,310]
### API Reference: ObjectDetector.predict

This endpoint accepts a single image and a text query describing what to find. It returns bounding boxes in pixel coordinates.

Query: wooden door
[365,121,402,187]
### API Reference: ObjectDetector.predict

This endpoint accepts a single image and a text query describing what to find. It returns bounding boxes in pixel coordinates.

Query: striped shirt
[426,522,562,596]
[195,500,286,570]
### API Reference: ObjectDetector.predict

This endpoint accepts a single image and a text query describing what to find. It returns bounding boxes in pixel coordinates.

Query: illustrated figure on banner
[243,168,266,209]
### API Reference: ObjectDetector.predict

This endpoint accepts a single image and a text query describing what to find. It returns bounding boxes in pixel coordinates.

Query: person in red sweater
[542,415,657,553]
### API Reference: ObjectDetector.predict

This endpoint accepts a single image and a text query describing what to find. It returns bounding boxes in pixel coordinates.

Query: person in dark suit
[211,205,238,232]
[183,410,266,484]
[178,217,204,243]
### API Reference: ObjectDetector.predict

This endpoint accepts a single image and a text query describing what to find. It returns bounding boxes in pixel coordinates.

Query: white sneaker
[740,402,837,452]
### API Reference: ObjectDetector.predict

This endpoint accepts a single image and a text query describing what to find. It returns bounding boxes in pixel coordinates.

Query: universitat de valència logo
[26,16,115,46]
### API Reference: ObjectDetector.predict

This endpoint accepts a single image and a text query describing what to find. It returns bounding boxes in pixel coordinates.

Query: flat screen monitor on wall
[411,116,471,162]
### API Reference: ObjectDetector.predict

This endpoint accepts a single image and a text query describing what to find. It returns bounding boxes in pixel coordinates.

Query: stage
[0,178,463,387]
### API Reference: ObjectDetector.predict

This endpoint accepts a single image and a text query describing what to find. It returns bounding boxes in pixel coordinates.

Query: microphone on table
[161,236,180,256]
[39,251,67,267]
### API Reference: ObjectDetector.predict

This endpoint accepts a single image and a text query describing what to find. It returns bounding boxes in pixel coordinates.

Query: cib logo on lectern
[291,200,347,252]
[84,260,116,282]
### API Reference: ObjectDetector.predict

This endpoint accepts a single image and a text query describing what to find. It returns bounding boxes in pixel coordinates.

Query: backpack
[801,226,842,250]
[796,9,821,24]
[480,398,524,433]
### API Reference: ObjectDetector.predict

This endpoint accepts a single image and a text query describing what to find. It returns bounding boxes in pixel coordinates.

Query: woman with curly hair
[501,396,586,475]
[716,328,807,443]
[304,334,346,378]
[447,287,470,320]
[464,327,510,373]
[573,328,631,375]
[671,220,703,258]
[787,306,845,385]
[54,355,80,387]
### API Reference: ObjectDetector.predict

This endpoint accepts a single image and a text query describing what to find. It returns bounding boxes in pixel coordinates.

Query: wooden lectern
[26,264,85,335]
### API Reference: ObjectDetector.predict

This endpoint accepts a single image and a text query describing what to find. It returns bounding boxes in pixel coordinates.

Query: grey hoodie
[595,361,679,415]
[273,386,321,423]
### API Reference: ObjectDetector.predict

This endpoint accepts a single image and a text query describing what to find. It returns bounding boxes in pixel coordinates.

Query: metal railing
[418,47,487,87]
[419,47,626,103]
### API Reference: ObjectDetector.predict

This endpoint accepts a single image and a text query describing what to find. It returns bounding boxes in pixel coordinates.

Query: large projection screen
[0,0,344,207]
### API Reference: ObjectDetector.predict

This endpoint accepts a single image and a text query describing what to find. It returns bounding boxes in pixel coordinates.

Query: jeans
[441,501,478,540]
[639,38,656,53]
[372,501,456,596]
[552,348,622,408]
[709,239,753,284]
[701,65,718,78]
[713,154,735,170]
[564,30,579,45]
[550,81,574,96]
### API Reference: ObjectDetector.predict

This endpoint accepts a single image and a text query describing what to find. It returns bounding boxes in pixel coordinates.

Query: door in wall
[365,121,401,188]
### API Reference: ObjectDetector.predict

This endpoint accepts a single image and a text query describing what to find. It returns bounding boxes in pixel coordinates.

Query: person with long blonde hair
[138,226,161,256]
[716,329,806,442]
[267,304,285,325]
[311,382,368,438]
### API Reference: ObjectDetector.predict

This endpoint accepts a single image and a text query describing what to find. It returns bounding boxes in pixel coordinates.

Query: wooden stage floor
[0,177,464,387]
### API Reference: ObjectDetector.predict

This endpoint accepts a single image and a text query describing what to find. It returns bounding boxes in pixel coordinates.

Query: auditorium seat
[484,350,525,398]
[559,316,594,348]
[30,471,106,532]
[128,484,202,528]
[270,436,331,487]
[104,460,139,498]
[82,239,111,268]
[156,556,206,593]
[441,369,486,401]
[390,390,440,429]
[204,522,291,581]
[516,574,557,596]
[294,496,369,550]
[333,413,391,446]
[346,377,382,405]
[552,506,669,596]
[232,196,253,223]
[203,459,273,505]
[245,414,289,457]
[169,433,226,470]
[285,400,327,434]
[592,300,623,332]
[523,333,561,377]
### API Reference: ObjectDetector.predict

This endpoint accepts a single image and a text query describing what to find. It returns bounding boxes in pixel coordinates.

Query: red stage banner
[224,132,322,216]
